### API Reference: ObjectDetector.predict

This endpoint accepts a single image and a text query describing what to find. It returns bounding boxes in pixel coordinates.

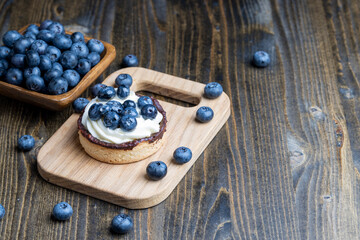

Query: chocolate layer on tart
[78,97,167,150]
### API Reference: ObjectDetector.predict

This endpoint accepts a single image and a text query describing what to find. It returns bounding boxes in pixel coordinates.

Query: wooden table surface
[0,0,360,239]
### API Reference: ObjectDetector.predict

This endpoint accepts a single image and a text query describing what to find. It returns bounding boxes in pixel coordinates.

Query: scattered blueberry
[123,100,136,109]
[141,104,157,120]
[52,62,63,73]
[87,39,104,54]
[86,52,100,67]
[18,135,35,151]
[0,204,5,220]
[122,54,138,67]
[98,86,116,100]
[26,50,40,67]
[52,202,73,221]
[75,58,91,75]
[115,73,133,87]
[53,34,72,50]
[123,107,138,118]
[30,40,48,55]
[11,54,26,68]
[45,46,61,63]
[111,214,133,234]
[88,103,102,121]
[24,67,41,79]
[119,115,137,131]
[137,96,153,109]
[196,106,214,123]
[253,51,270,68]
[39,20,53,30]
[91,83,107,97]
[36,30,55,44]
[62,69,80,88]
[103,111,121,130]
[44,69,62,84]
[106,100,123,115]
[5,68,23,85]
[47,22,65,35]
[204,82,223,99]
[71,32,84,43]
[26,75,45,92]
[73,97,89,113]
[116,86,130,99]
[39,55,52,71]
[146,161,167,180]
[2,30,22,48]
[0,46,11,59]
[48,77,68,95]
[71,42,89,58]
[59,51,78,69]
[173,147,192,164]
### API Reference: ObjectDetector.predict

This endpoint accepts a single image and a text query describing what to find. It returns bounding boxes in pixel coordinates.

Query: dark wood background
[0,0,360,239]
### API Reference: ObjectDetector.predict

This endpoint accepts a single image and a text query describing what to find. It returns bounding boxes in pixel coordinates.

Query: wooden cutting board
[37,67,231,209]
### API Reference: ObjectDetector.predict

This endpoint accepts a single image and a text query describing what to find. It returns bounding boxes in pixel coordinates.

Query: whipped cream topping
[81,91,163,144]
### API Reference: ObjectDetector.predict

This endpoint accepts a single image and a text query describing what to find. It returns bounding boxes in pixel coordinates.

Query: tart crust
[78,97,167,164]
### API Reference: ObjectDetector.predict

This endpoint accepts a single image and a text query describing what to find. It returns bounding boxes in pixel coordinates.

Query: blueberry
[103,111,121,130]
[98,86,116,100]
[0,46,11,59]
[73,97,89,113]
[52,34,72,50]
[0,204,5,220]
[30,40,48,55]
[196,106,214,123]
[119,115,137,131]
[106,100,123,115]
[123,100,136,109]
[86,52,100,67]
[99,104,111,116]
[25,50,40,67]
[0,59,8,77]
[2,30,22,48]
[48,77,68,95]
[44,69,62,83]
[47,22,65,35]
[115,74,133,87]
[52,62,63,73]
[123,107,138,118]
[116,86,130,99]
[88,103,102,121]
[24,31,37,41]
[36,30,55,44]
[62,69,80,88]
[26,75,45,92]
[253,51,270,68]
[45,46,61,62]
[122,54,138,67]
[146,161,167,180]
[5,68,23,85]
[137,96,153,109]
[70,42,89,58]
[91,83,106,97]
[111,214,133,234]
[26,24,39,35]
[13,38,32,54]
[59,51,78,69]
[71,32,84,43]
[87,39,104,54]
[173,147,192,164]
[75,58,91,75]
[39,55,52,71]
[24,67,41,79]
[141,104,157,120]
[18,135,35,151]
[52,202,73,221]
[11,54,26,68]
[39,19,53,30]
[204,82,223,99]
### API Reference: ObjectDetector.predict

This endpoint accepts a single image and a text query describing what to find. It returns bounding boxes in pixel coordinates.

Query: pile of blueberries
[0,20,104,95]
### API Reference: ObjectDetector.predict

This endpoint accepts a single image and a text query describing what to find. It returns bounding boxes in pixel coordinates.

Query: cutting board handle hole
[136,90,198,108]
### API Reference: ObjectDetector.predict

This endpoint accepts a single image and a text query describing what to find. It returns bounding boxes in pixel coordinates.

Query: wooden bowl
[0,24,116,111]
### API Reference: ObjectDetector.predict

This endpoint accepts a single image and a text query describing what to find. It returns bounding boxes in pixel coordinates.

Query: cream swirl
[81,91,163,144]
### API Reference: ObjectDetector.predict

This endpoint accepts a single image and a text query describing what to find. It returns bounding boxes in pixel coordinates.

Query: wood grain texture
[0,0,360,239]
